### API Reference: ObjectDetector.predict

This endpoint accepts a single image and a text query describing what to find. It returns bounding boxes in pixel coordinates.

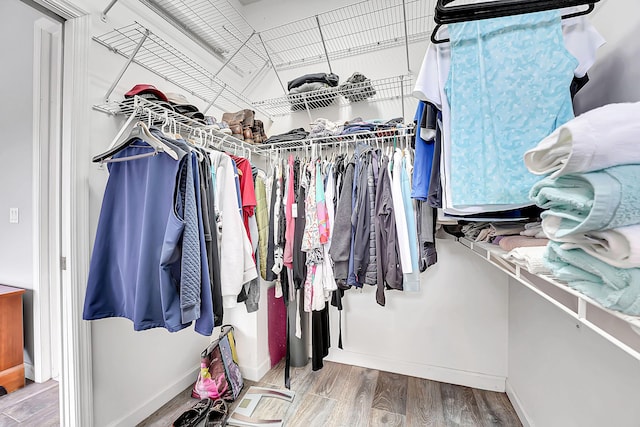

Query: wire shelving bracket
[92,22,273,121]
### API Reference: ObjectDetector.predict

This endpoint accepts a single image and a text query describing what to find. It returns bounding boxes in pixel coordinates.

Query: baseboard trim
[24,363,35,382]
[506,379,533,427]
[110,365,199,427]
[239,357,271,382]
[325,349,506,392]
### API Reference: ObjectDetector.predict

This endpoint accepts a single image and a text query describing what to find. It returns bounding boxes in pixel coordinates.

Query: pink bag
[192,325,244,401]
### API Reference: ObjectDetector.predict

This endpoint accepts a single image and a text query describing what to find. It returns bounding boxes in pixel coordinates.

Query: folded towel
[530,164,640,238]
[524,102,640,178]
[519,223,547,239]
[499,235,549,251]
[489,222,526,237]
[555,224,640,269]
[504,246,550,274]
[545,242,640,315]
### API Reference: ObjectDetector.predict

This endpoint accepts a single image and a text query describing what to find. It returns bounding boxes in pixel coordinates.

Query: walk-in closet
[1,0,639,426]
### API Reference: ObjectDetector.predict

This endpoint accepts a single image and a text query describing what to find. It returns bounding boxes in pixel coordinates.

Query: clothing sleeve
[562,15,606,78]
[413,41,443,107]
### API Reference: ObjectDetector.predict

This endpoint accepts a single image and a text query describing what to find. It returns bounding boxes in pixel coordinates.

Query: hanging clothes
[375,154,403,306]
[353,144,372,286]
[255,170,269,280]
[84,134,214,335]
[330,159,355,288]
[210,151,258,308]
[197,149,224,326]
[283,155,296,269]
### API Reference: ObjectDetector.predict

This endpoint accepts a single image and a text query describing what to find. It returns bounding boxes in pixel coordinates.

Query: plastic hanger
[431,0,598,44]
[92,121,179,163]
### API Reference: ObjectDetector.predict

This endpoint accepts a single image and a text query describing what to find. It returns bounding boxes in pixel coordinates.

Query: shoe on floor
[205,399,228,427]
[172,398,212,427]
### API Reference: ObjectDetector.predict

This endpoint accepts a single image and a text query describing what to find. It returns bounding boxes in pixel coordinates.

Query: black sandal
[172,398,212,427]
[205,399,228,427]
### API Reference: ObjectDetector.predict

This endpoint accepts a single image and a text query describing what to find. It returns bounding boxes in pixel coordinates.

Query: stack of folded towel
[524,102,640,314]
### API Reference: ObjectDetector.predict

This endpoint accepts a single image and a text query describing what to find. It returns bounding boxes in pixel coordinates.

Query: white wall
[0,0,38,290]
[507,282,640,427]
[574,0,640,113]
[507,3,640,425]
[328,238,509,391]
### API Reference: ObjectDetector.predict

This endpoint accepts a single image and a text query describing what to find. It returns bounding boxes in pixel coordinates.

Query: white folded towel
[524,102,640,178]
[504,246,550,275]
[555,224,640,269]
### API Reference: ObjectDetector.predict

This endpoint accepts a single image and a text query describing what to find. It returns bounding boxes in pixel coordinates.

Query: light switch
[9,208,19,224]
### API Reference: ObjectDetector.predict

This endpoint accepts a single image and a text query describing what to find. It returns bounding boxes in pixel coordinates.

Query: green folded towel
[530,164,640,239]
[545,241,640,315]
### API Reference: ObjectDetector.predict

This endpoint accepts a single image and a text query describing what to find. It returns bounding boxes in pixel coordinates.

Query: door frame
[31,13,63,384]
[33,1,93,425]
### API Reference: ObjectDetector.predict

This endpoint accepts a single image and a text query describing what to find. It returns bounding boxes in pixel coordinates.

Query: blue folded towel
[530,164,640,238]
[545,241,640,315]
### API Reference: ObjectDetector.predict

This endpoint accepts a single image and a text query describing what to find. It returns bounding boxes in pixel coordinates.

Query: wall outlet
[9,208,19,224]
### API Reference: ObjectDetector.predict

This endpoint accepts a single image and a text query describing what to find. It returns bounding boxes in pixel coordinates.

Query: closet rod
[104,29,149,103]
[253,126,415,155]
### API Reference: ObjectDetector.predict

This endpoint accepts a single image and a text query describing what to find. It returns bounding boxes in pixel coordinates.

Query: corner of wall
[505,379,533,427]
[109,364,200,427]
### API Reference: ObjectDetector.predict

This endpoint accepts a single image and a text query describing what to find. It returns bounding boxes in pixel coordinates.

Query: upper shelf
[131,0,435,75]
[252,74,414,117]
[93,22,272,119]
[258,0,435,71]
[137,0,266,78]
[457,237,640,361]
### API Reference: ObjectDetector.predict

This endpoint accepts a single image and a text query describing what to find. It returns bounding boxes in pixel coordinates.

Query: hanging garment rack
[252,126,415,160]
[431,0,600,44]
[97,95,256,161]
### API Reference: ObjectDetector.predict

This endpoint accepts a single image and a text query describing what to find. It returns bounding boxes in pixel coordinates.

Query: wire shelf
[259,0,435,70]
[93,22,272,119]
[252,75,413,117]
[251,126,415,155]
[93,95,259,159]
[138,0,267,77]
[458,237,640,361]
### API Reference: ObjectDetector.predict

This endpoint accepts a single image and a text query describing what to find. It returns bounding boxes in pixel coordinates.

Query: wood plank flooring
[140,360,522,427]
[0,380,59,426]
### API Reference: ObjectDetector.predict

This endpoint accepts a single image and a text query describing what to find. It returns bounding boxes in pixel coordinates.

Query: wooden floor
[140,360,522,427]
[0,380,59,426]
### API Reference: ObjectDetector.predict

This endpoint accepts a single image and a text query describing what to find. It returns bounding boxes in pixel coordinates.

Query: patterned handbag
[192,325,244,401]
